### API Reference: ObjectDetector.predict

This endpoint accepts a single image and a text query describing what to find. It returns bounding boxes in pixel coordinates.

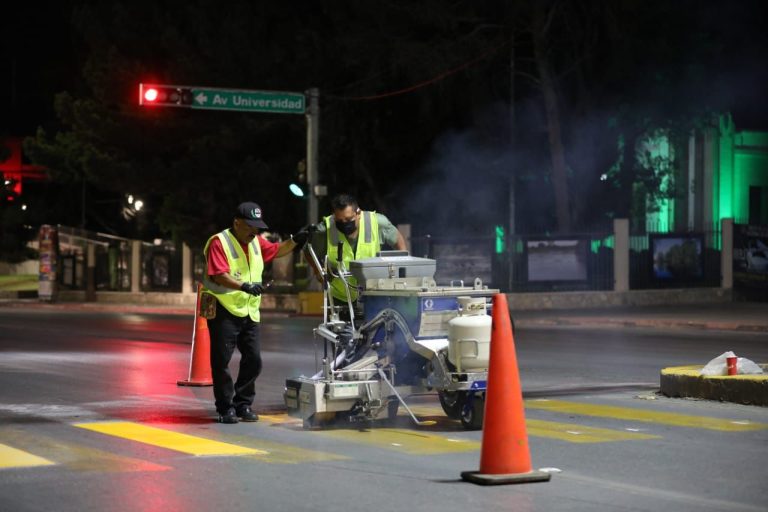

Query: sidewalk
[512,302,768,333]
[2,298,767,332]
[0,298,195,316]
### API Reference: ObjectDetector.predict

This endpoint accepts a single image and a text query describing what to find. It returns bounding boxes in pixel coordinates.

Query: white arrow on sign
[194,92,209,105]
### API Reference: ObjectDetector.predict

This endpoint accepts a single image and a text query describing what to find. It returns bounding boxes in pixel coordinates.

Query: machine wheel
[387,399,400,421]
[460,395,484,430]
[438,391,462,419]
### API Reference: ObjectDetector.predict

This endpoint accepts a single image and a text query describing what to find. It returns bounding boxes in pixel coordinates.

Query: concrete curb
[660,364,768,406]
[518,318,768,333]
[0,299,308,317]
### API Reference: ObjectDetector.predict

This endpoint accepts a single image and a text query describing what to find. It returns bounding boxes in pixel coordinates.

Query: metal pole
[306,88,320,226]
[509,28,516,237]
[81,177,86,228]
[508,28,516,292]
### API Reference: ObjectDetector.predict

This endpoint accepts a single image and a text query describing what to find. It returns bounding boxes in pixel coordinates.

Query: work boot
[217,408,238,424]
[236,406,258,422]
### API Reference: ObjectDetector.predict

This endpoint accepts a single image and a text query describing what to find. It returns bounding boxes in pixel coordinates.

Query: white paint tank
[448,297,491,372]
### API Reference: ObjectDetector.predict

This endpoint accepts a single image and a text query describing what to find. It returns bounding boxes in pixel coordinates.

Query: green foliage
[520,1,741,228]
[0,205,38,263]
[655,240,701,279]
[25,0,512,243]
[20,0,763,241]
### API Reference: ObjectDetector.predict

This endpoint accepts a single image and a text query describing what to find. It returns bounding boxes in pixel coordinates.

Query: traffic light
[1,176,20,202]
[139,84,193,107]
[495,225,505,254]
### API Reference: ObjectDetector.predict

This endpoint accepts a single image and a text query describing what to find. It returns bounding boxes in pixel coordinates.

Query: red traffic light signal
[139,84,193,106]
[143,87,159,102]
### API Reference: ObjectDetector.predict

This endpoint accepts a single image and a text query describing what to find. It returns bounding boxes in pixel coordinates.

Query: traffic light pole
[305,88,320,227]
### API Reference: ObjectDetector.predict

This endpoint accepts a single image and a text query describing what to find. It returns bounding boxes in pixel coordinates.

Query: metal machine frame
[284,243,498,429]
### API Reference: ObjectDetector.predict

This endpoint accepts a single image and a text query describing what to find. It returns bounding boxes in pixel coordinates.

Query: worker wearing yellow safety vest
[201,202,311,424]
[313,193,407,305]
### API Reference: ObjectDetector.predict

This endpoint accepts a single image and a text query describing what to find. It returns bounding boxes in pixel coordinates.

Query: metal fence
[410,232,614,293]
[57,226,185,292]
[140,240,184,292]
[58,227,133,292]
[509,233,614,293]
[410,236,503,289]
[629,223,721,289]
[52,223,728,295]
[411,224,725,293]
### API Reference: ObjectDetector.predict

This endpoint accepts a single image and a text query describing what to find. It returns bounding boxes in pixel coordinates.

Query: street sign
[190,88,305,114]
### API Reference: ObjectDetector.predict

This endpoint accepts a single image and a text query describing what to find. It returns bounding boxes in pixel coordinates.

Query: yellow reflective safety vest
[202,229,264,321]
[325,211,380,301]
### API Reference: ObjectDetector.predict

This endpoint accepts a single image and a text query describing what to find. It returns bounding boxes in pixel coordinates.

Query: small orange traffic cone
[177,283,213,387]
[461,293,550,485]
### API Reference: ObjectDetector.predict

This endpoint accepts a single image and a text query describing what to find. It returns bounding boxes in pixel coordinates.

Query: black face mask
[335,219,357,236]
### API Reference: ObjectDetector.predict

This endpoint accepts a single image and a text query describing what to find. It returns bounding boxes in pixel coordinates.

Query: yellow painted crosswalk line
[411,405,657,443]
[259,411,477,454]
[320,428,479,454]
[73,421,266,457]
[526,419,660,443]
[0,443,55,469]
[259,413,301,425]
[217,434,349,465]
[0,426,171,473]
[525,399,768,432]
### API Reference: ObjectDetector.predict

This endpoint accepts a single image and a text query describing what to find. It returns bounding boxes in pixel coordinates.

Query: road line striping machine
[284,243,500,429]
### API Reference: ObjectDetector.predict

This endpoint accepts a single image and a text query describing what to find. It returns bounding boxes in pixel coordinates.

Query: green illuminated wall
[717,115,735,222]
[636,114,767,236]
[716,114,768,226]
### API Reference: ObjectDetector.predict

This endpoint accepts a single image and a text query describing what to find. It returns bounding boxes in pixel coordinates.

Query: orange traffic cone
[177,283,213,386]
[461,293,550,485]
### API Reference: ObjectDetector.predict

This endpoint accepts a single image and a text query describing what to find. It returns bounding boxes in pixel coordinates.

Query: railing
[57,226,133,291]
[629,223,722,289]
[56,225,185,292]
[140,241,183,292]
[51,220,740,296]
[410,232,614,293]
[410,235,502,289]
[411,222,730,293]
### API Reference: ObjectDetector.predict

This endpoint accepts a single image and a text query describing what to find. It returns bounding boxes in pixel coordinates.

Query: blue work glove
[240,282,264,296]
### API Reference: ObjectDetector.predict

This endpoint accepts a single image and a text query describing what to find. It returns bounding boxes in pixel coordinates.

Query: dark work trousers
[207,301,262,414]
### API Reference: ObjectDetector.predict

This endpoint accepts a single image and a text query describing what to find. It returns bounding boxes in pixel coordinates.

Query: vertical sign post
[305,88,320,227]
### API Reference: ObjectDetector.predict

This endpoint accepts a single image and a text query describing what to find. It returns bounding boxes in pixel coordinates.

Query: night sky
[2,3,82,135]
[1,1,767,244]
[3,2,766,133]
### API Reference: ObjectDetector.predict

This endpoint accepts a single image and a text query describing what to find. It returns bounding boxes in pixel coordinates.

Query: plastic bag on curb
[700,351,764,376]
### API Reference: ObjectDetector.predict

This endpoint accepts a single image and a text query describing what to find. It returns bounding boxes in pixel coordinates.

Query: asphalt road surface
[1,307,767,512]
